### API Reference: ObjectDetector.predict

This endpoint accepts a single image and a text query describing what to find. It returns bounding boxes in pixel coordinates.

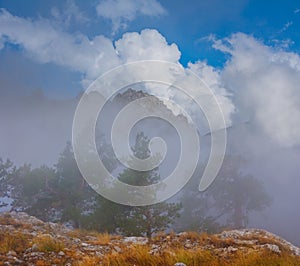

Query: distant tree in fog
[117,132,181,238]
[211,156,271,228]
[178,156,271,232]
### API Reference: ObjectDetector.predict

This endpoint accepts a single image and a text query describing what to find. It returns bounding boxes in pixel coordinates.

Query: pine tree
[117,132,181,238]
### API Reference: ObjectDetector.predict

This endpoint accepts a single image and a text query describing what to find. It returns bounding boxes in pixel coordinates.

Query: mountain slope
[0,212,300,266]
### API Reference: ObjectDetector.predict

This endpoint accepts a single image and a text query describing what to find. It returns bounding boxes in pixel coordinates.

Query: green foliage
[178,155,271,232]
[0,158,16,208]
[0,136,270,236]
[175,172,222,234]
[116,132,182,238]
[210,156,271,228]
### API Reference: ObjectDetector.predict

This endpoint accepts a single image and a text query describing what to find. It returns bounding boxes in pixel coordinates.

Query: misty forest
[0,90,271,237]
[1,0,300,265]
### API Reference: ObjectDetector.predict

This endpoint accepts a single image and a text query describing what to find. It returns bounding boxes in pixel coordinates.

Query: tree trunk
[233,203,243,228]
[145,209,152,238]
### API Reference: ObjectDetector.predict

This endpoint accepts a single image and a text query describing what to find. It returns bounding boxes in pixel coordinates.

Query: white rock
[262,244,281,254]
[123,236,148,245]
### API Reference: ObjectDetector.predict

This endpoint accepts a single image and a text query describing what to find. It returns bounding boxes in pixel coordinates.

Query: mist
[0,1,300,248]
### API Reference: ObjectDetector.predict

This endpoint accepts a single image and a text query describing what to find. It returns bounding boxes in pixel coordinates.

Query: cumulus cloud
[115,30,180,63]
[0,8,120,81]
[215,33,300,147]
[0,9,177,80]
[0,9,234,129]
[96,0,167,33]
[187,61,235,129]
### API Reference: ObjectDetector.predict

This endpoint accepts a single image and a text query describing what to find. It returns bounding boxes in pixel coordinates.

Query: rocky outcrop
[0,212,299,265]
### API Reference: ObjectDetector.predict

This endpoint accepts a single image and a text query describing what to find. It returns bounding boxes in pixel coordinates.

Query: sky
[1,0,300,244]
[1,0,300,98]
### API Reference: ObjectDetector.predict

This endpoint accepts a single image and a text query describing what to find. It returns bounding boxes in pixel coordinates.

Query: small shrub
[0,231,30,254]
[33,234,64,252]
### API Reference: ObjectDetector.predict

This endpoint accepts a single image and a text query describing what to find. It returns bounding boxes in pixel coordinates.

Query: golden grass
[32,234,64,252]
[1,216,300,266]
[0,231,30,254]
[78,247,300,266]
[67,229,120,243]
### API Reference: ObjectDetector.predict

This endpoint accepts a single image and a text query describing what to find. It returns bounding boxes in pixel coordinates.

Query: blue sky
[0,0,300,145]
[0,0,300,69]
[0,0,300,84]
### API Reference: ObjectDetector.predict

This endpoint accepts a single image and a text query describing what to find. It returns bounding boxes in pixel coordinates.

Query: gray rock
[262,244,281,254]
[58,251,65,256]
[174,263,187,266]
[184,242,192,249]
[123,236,148,245]
[31,243,38,252]
[227,246,238,252]
[6,251,17,257]
[113,246,122,253]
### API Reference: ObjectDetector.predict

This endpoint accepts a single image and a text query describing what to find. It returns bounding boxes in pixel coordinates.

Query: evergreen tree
[210,156,271,228]
[117,132,181,238]
[178,155,271,232]
[0,158,16,209]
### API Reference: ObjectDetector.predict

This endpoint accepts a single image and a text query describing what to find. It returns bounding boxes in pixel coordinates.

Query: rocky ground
[0,212,300,265]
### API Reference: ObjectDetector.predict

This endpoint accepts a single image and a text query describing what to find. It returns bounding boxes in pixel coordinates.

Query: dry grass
[0,231,30,254]
[0,213,16,225]
[67,229,120,244]
[1,214,300,266]
[32,234,64,252]
[73,256,102,266]
[77,247,300,266]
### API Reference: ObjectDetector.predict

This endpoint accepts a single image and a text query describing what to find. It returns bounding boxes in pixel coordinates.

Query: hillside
[0,212,300,266]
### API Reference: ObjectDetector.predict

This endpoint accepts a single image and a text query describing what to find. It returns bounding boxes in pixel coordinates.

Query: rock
[6,251,17,257]
[123,236,148,245]
[227,246,238,252]
[58,251,65,256]
[12,257,23,264]
[72,237,81,244]
[0,212,300,265]
[184,242,192,249]
[262,244,281,254]
[113,246,122,253]
[31,243,38,252]
[95,251,104,257]
[9,211,44,226]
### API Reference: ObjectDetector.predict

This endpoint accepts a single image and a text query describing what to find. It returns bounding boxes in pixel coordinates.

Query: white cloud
[294,8,300,14]
[280,21,293,33]
[51,0,89,27]
[0,9,178,80]
[0,8,120,81]
[0,9,234,130]
[215,33,300,147]
[187,61,235,129]
[96,0,167,33]
[6,7,300,145]
[115,30,180,63]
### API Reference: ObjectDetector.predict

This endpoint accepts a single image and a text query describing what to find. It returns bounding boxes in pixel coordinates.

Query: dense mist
[0,0,300,248]
[0,87,299,245]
